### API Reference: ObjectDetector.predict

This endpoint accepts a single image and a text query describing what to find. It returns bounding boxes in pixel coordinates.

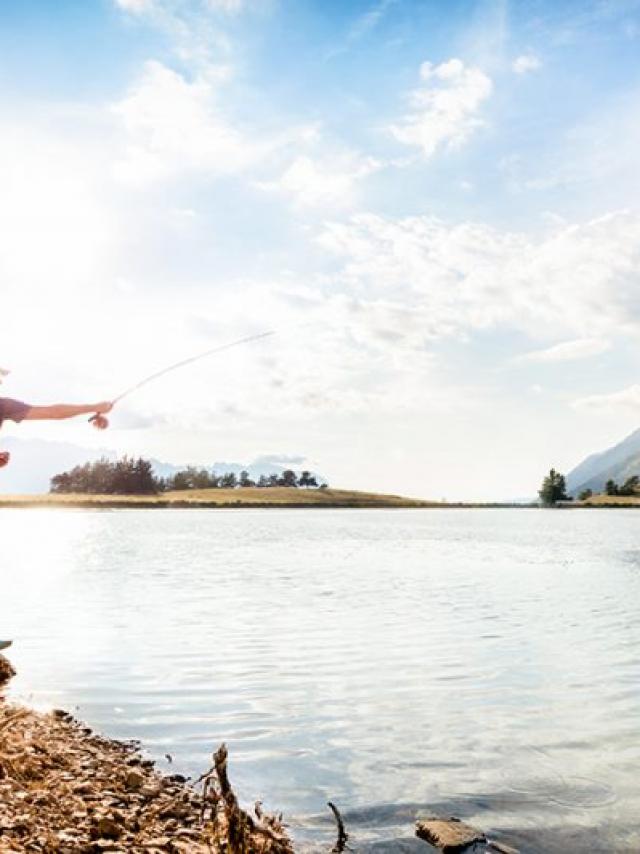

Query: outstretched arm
[24,401,113,421]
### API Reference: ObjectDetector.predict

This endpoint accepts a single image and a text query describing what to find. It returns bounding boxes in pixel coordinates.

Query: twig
[327,801,349,852]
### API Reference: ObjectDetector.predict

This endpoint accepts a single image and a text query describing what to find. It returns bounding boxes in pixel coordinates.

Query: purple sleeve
[0,398,31,424]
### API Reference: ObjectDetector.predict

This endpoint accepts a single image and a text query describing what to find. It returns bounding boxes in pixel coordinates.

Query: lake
[3,508,639,852]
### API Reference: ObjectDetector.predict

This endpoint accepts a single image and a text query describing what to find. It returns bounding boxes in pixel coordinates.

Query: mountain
[566,428,640,496]
[0,438,322,494]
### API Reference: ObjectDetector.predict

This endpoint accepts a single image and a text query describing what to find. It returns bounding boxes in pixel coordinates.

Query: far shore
[0,486,537,509]
[0,486,439,509]
[1,486,637,509]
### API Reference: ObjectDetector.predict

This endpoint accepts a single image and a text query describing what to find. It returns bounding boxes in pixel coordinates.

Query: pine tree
[605,479,619,496]
[538,468,569,506]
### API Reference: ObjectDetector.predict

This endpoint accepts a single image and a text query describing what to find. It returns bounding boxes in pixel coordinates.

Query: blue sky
[2,0,640,499]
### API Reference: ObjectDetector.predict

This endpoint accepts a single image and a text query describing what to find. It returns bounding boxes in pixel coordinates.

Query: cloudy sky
[2,0,640,500]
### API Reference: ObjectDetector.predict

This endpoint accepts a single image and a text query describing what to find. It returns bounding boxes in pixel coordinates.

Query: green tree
[193,468,212,489]
[133,457,158,494]
[605,479,619,496]
[619,475,640,496]
[578,488,593,501]
[50,456,161,494]
[220,472,238,489]
[279,469,298,488]
[538,468,568,506]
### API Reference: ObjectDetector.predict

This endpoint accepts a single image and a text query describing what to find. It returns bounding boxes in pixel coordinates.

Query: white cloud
[317,210,640,343]
[573,385,640,412]
[516,338,610,364]
[390,58,492,158]
[205,0,245,11]
[111,61,263,184]
[114,0,245,13]
[348,0,398,41]
[114,0,154,12]
[257,153,382,207]
[512,54,541,74]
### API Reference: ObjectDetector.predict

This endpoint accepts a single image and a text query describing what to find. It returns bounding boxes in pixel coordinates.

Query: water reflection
[3,508,640,851]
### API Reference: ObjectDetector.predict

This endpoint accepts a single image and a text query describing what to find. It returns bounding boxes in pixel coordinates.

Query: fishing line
[89,329,276,428]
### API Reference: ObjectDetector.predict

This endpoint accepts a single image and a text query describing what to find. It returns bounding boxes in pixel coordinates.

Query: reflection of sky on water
[2,508,640,851]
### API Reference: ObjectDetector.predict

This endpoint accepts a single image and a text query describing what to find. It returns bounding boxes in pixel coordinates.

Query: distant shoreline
[0,486,435,509]
[0,486,536,509]
[1,488,636,509]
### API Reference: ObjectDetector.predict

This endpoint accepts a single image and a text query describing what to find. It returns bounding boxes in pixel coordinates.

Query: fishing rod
[89,329,276,429]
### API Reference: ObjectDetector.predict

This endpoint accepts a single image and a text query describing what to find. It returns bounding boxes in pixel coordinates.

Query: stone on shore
[0,655,15,685]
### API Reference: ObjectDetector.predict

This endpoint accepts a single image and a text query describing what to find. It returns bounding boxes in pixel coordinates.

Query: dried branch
[328,801,350,852]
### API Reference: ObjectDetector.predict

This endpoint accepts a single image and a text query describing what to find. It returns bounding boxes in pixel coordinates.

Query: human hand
[0,451,10,468]
[94,401,113,414]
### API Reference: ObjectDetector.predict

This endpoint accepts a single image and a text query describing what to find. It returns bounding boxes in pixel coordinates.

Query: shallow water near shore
[3,507,640,852]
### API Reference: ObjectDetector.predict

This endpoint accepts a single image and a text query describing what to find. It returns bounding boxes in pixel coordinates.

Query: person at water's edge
[0,398,113,468]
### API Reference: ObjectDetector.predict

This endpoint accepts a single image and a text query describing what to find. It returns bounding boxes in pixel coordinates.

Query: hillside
[0,487,438,509]
[566,428,640,496]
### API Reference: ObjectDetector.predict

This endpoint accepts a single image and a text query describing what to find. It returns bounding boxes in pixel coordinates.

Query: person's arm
[24,401,113,421]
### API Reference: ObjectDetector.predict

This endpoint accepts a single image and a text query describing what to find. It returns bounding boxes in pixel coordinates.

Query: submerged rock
[416,816,487,852]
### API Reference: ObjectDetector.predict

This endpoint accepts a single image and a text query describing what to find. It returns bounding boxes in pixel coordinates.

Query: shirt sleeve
[0,398,31,424]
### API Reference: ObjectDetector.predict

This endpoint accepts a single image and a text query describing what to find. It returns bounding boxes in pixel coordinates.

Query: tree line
[603,475,640,497]
[538,468,640,505]
[50,457,326,495]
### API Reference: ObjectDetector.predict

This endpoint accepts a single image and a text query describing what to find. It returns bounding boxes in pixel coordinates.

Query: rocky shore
[0,654,292,853]
[1,653,519,853]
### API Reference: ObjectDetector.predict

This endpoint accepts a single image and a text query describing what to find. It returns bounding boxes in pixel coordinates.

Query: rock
[416,816,487,852]
[160,800,191,819]
[53,708,73,721]
[0,654,16,685]
[125,770,144,791]
[487,842,520,854]
[141,783,162,798]
[92,816,123,840]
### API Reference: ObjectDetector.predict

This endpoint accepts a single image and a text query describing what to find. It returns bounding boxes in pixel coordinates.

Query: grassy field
[579,494,640,507]
[0,487,440,509]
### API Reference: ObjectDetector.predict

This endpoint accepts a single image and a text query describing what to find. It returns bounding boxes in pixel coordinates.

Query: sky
[2,0,640,500]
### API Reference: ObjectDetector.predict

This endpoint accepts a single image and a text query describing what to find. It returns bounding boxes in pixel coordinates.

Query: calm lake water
[3,508,640,852]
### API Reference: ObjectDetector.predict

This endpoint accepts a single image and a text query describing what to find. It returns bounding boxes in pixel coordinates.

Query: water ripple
[3,507,640,851]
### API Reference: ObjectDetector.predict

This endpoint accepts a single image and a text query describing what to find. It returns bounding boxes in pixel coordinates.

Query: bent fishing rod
[89,329,276,429]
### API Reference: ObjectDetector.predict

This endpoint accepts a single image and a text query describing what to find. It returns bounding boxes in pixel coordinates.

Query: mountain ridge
[567,428,640,495]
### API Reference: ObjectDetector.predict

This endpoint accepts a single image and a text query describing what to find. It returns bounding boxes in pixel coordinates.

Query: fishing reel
[89,413,110,430]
